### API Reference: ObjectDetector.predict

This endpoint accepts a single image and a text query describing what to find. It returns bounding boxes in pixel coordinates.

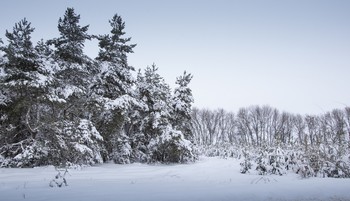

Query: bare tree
[293,114,306,145]
[191,106,350,151]
[236,108,254,146]
[344,107,350,143]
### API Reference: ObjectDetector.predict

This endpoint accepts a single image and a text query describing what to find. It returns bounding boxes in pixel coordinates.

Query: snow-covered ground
[1,157,350,201]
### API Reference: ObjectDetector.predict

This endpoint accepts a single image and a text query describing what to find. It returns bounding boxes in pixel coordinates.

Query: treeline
[191,105,350,178]
[0,8,196,167]
[192,105,350,147]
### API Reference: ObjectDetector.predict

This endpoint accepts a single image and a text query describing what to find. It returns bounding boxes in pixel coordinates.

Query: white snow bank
[1,157,350,201]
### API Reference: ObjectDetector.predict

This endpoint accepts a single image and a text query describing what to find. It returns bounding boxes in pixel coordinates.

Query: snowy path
[1,157,350,201]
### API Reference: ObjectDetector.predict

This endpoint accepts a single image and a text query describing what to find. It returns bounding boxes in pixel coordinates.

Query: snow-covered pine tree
[122,69,150,163]
[0,19,56,167]
[171,71,194,141]
[35,39,53,59]
[49,7,94,116]
[0,38,7,163]
[95,13,136,66]
[92,13,137,162]
[0,38,6,107]
[0,18,40,111]
[132,65,195,163]
[41,8,104,166]
[48,8,90,64]
[134,64,172,142]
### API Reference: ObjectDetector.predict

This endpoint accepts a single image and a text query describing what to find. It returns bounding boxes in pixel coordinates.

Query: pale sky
[1,0,349,115]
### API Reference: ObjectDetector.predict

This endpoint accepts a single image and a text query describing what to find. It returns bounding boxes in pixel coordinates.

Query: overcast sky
[1,0,349,115]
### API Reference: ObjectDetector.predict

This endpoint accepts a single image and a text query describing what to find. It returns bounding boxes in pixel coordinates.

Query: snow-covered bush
[266,147,287,175]
[0,119,105,168]
[240,148,253,174]
[199,144,240,159]
[321,153,350,178]
[319,144,350,178]
[240,146,287,176]
[238,144,350,178]
[290,144,350,178]
[149,126,195,163]
[255,149,269,175]
[296,164,315,178]
[0,139,49,167]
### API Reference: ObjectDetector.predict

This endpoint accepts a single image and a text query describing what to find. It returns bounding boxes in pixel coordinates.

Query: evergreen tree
[171,71,194,141]
[0,19,55,167]
[2,19,37,74]
[136,65,172,138]
[0,38,4,67]
[1,19,42,93]
[35,39,53,59]
[0,38,7,143]
[0,18,43,142]
[47,7,93,121]
[131,65,195,163]
[95,13,136,67]
[0,9,198,167]
[128,65,171,162]
[91,14,137,162]
[41,8,104,167]
[48,8,90,64]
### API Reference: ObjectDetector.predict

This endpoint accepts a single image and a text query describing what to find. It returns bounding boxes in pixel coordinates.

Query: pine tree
[93,13,136,100]
[1,18,41,90]
[48,8,90,64]
[0,9,198,167]
[171,71,194,141]
[41,8,104,166]
[0,38,4,64]
[35,39,53,59]
[125,65,171,162]
[91,14,137,162]
[0,38,7,144]
[132,65,195,163]
[95,13,136,67]
[47,7,93,121]
[0,18,42,141]
[0,19,55,167]
[136,65,172,138]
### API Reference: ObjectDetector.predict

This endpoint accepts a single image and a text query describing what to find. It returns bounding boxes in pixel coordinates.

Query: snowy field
[1,157,350,201]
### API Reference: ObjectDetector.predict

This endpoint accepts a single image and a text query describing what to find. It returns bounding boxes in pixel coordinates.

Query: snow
[72,143,93,156]
[77,119,103,141]
[60,85,81,99]
[104,94,134,111]
[1,157,350,201]
[0,67,4,78]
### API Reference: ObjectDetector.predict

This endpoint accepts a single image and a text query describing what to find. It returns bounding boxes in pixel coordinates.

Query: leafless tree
[191,106,350,150]
[293,114,306,145]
